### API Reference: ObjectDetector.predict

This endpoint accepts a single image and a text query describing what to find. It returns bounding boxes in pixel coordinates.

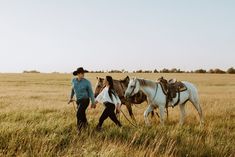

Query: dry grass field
[0,73,234,157]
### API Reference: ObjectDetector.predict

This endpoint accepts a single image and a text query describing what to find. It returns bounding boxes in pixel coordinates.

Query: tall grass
[0,73,234,157]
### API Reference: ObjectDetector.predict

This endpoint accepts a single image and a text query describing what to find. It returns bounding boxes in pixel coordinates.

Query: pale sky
[0,0,234,73]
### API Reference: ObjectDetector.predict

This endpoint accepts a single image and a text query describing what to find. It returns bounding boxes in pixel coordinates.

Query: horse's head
[120,76,130,88]
[124,78,140,98]
[94,77,105,98]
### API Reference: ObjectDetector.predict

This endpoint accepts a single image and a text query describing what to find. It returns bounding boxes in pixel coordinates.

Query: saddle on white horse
[158,77,187,106]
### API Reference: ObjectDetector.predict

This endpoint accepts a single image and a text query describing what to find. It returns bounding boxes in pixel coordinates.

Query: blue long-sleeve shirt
[70,78,95,105]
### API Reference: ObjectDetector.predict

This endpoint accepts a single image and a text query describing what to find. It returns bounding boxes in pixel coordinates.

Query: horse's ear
[158,76,163,81]
[125,76,130,81]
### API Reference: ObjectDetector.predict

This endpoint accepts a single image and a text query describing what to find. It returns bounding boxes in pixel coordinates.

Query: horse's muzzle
[124,92,130,99]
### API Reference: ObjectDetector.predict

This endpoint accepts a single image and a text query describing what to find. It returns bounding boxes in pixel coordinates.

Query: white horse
[124,78,204,126]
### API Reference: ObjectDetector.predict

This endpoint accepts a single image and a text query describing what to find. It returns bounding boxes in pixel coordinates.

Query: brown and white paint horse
[94,76,147,121]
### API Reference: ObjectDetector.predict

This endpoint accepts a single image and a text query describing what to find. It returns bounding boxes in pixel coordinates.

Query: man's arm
[68,88,75,104]
[70,87,75,99]
[87,81,95,105]
[68,79,75,104]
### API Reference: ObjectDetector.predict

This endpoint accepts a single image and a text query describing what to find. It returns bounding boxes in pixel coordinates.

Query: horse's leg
[159,105,165,125]
[150,103,155,118]
[125,102,136,122]
[179,103,186,126]
[190,95,204,125]
[166,107,169,121]
[144,105,153,126]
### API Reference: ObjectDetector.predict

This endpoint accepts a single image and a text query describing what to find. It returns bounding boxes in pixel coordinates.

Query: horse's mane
[98,77,127,83]
[136,78,156,88]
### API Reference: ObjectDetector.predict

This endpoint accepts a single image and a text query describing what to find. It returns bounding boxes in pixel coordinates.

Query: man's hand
[91,101,98,109]
[91,104,96,109]
[68,99,74,104]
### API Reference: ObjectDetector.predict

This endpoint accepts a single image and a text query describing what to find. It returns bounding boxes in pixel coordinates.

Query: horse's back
[181,81,197,90]
[181,81,199,98]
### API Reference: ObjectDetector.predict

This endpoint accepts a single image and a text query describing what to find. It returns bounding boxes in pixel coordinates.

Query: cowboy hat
[73,67,89,76]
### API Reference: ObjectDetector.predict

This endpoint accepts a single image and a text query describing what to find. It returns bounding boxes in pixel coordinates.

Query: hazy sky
[0,0,234,73]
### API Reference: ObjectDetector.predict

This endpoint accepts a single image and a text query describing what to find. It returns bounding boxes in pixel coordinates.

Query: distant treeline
[90,69,128,73]
[90,67,235,74]
[23,70,40,73]
[23,67,235,74]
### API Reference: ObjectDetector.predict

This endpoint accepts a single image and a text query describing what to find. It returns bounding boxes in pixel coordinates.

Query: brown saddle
[158,77,187,99]
[158,77,168,95]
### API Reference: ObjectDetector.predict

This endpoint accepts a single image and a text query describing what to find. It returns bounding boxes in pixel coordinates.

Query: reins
[149,83,158,104]
[128,79,138,97]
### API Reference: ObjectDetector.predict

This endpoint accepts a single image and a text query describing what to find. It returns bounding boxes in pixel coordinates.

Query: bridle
[129,79,138,97]
[98,80,106,93]
[94,80,106,98]
[100,84,106,91]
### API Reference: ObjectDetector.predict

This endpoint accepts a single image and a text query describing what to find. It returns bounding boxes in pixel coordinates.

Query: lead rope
[118,81,138,127]
[120,109,138,128]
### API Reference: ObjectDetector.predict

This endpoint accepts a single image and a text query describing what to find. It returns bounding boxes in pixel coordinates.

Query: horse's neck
[114,82,125,97]
[139,83,157,101]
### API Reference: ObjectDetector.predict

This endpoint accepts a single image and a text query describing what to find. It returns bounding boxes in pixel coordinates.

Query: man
[68,67,96,133]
